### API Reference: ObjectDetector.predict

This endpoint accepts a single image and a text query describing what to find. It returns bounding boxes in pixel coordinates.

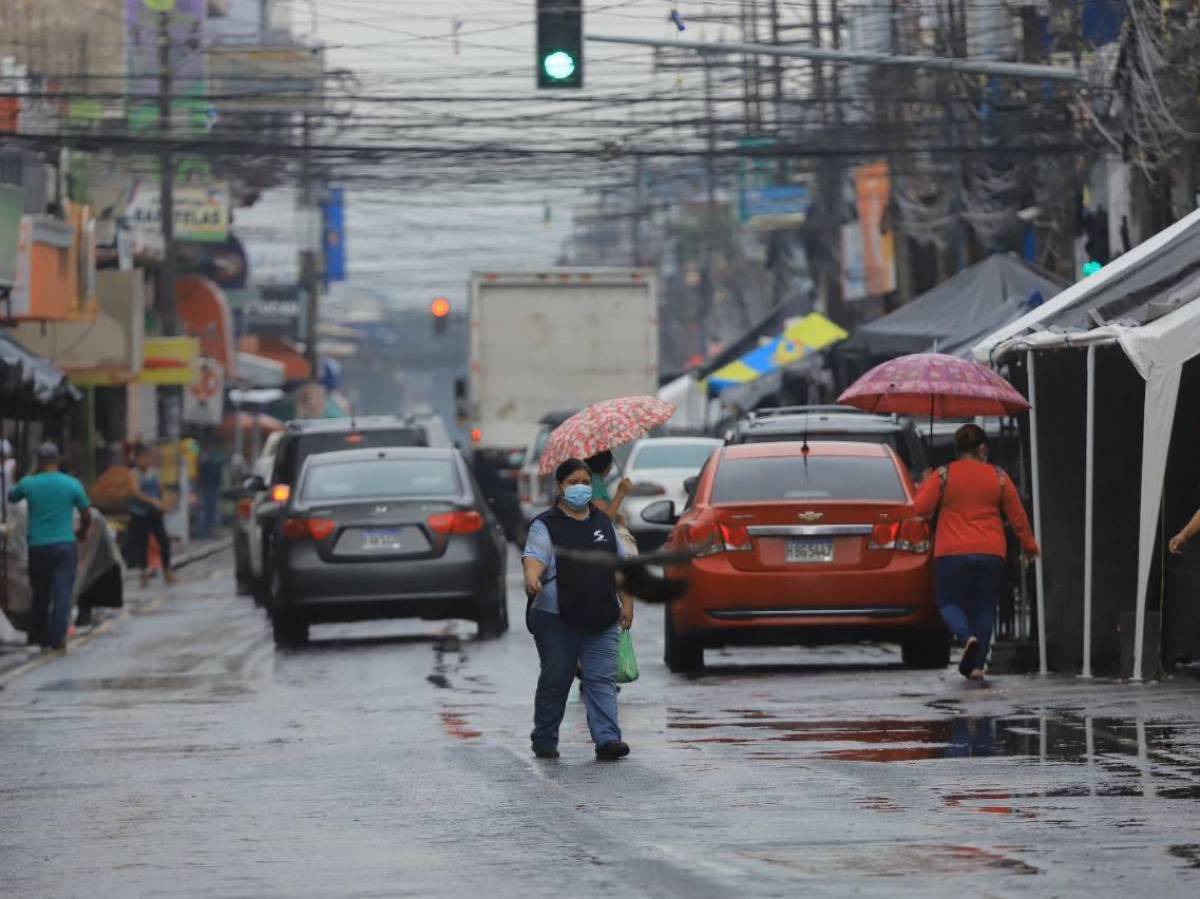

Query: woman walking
[914,424,1039,680]
[127,444,176,588]
[523,459,634,760]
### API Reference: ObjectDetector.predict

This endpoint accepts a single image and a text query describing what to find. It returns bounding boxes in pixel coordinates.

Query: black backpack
[537,507,621,631]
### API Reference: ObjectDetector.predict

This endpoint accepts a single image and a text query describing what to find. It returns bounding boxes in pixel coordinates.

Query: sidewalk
[0,532,233,682]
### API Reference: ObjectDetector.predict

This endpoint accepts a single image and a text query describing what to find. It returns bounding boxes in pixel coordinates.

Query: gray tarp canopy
[842,253,1065,358]
[0,334,81,412]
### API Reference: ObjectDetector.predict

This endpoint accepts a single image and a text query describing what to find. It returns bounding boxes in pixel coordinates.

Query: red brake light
[718,522,753,553]
[271,483,291,503]
[683,522,722,557]
[896,518,931,554]
[344,433,365,445]
[868,522,899,550]
[428,510,485,535]
[283,517,337,541]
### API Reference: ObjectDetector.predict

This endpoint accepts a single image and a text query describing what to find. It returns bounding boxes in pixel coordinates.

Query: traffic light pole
[301,114,321,376]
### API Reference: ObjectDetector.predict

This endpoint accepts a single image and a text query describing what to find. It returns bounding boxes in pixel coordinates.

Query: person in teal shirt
[8,442,91,649]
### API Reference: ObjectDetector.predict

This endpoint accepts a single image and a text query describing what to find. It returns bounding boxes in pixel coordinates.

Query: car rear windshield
[632,443,717,470]
[744,430,914,469]
[711,456,906,503]
[278,428,427,483]
[302,458,461,502]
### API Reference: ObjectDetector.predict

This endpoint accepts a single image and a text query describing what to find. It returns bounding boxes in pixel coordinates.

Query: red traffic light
[431,297,451,318]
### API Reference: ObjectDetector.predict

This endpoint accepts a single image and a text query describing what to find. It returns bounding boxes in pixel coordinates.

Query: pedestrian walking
[523,458,634,761]
[127,444,176,588]
[195,447,224,539]
[6,442,91,650]
[914,424,1039,680]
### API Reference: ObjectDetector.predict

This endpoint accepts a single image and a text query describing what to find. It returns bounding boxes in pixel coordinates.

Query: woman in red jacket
[914,424,1040,680]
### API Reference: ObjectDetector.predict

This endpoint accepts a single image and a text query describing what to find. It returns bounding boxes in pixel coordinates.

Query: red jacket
[913,459,1038,559]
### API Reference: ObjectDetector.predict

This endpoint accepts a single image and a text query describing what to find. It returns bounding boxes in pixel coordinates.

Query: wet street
[3,549,1200,897]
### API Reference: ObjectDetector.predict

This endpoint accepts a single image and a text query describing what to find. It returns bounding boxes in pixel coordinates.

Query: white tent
[974,207,1200,681]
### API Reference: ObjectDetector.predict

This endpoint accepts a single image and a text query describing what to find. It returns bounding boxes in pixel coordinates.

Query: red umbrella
[539,396,677,475]
[838,353,1030,419]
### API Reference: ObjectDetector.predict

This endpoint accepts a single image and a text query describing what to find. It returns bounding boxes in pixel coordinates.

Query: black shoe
[958,638,980,679]
[532,745,560,759]
[595,741,630,761]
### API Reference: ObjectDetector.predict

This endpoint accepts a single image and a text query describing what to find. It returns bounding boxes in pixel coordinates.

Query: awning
[708,313,848,394]
[237,335,310,382]
[235,352,285,388]
[0,334,81,412]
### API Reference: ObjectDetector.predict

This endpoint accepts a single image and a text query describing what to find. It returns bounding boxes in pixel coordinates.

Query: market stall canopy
[973,207,1200,682]
[708,313,848,395]
[843,253,1064,359]
[0,333,81,412]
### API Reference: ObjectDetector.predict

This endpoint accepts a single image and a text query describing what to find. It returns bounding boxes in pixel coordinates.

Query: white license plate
[362,529,404,551]
[786,538,834,563]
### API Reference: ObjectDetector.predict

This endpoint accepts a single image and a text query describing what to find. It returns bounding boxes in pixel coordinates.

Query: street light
[431,297,451,335]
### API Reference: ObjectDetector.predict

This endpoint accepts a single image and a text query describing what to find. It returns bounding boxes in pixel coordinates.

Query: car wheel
[271,609,309,648]
[901,631,950,669]
[477,575,510,639]
[664,609,703,673]
[251,575,271,608]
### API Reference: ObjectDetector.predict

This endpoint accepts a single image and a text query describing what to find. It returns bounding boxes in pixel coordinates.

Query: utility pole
[301,113,321,376]
[157,10,177,335]
[630,156,643,267]
[700,54,717,357]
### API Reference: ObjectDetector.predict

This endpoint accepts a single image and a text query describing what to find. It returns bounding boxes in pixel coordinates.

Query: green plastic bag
[616,628,639,684]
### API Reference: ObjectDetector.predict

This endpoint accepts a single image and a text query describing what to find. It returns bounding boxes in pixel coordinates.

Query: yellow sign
[71,336,199,387]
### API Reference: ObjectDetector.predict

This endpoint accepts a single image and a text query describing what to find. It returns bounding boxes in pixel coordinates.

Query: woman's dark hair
[955,423,987,456]
[555,458,591,484]
[585,450,613,474]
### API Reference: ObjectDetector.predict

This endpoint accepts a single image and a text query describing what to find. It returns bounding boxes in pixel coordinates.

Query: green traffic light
[542,50,577,81]
[1081,260,1103,277]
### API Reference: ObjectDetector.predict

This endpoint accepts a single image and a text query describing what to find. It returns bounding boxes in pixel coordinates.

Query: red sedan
[652,441,947,672]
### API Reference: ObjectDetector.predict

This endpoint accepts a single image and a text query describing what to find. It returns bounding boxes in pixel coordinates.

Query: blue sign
[740,185,811,223]
[321,187,346,285]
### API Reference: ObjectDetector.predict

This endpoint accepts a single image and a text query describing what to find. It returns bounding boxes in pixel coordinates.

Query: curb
[121,535,233,582]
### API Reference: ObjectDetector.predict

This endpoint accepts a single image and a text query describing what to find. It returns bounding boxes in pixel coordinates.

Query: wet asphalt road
[3,549,1200,897]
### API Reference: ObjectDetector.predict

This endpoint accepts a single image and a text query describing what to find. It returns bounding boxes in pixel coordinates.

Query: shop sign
[123,180,231,250]
[183,356,224,425]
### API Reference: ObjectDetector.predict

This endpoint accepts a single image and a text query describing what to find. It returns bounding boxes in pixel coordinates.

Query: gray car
[268,447,509,647]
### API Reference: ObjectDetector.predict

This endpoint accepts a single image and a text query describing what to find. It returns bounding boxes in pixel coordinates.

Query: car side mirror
[641,500,678,526]
[242,475,266,494]
[682,476,699,499]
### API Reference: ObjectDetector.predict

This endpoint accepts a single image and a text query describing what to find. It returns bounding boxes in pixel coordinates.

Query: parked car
[649,441,947,673]
[516,408,578,543]
[247,416,432,607]
[620,436,722,550]
[234,430,283,598]
[726,405,929,478]
[268,447,508,647]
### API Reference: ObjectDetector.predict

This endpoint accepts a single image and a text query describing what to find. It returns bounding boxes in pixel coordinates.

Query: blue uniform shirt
[523,513,631,614]
[8,471,90,547]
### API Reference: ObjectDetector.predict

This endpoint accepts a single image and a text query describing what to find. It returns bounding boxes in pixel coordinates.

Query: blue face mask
[562,484,593,510]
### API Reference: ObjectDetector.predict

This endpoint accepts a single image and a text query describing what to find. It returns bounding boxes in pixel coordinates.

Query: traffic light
[1079,206,1109,278]
[431,297,451,335]
[537,0,583,89]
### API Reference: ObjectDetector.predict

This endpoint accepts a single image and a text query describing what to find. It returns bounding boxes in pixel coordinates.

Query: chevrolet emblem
[797,511,824,523]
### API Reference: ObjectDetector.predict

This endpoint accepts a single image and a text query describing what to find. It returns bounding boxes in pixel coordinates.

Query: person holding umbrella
[523,458,634,761]
[913,424,1040,680]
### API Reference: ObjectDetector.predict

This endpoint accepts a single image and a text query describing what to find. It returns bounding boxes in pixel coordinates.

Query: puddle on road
[742,842,1039,877]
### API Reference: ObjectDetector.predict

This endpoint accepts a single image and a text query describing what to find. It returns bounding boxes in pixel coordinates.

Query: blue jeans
[529,609,621,750]
[935,554,1005,663]
[28,542,78,648]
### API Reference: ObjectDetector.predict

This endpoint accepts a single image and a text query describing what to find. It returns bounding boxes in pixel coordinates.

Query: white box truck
[465,268,659,538]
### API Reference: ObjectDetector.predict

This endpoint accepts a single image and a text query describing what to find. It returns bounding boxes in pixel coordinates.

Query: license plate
[362,529,404,551]
[786,538,834,563]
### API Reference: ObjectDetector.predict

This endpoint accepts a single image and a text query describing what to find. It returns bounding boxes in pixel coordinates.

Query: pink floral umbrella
[539,396,677,475]
[837,353,1030,419]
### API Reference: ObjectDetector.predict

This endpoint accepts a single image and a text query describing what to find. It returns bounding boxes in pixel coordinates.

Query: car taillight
[868,519,929,553]
[427,510,485,535]
[283,517,336,541]
[868,522,899,550]
[628,482,667,498]
[270,483,291,503]
[896,518,931,554]
[236,498,253,520]
[718,522,753,553]
[683,522,723,557]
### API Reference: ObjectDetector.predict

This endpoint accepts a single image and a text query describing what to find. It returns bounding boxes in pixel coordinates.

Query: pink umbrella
[539,396,677,475]
[838,353,1030,419]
